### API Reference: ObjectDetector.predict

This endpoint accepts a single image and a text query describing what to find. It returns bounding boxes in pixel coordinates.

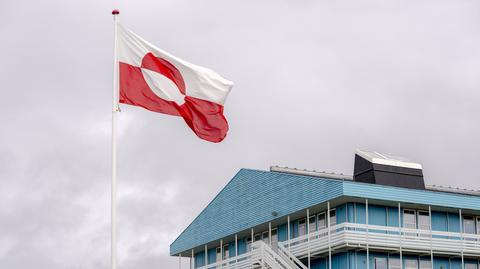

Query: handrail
[277,243,308,269]
[279,222,480,259]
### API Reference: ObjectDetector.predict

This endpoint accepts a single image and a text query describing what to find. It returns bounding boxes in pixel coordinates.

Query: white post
[328,201,331,269]
[366,199,369,269]
[269,222,272,245]
[398,203,403,269]
[235,234,238,269]
[220,239,223,268]
[287,215,291,249]
[179,254,182,269]
[205,244,208,267]
[191,249,194,269]
[110,9,119,269]
[307,208,311,269]
[251,228,254,250]
[429,206,433,267]
[460,209,464,269]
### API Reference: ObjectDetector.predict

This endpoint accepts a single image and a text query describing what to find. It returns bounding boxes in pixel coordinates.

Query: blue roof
[170,168,480,255]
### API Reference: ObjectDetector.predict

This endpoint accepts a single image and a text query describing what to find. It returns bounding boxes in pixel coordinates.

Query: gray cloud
[1,0,479,268]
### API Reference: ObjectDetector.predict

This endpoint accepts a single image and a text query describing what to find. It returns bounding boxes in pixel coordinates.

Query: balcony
[282,222,480,259]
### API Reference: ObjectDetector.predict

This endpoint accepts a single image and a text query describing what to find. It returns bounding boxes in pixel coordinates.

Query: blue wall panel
[237,239,246,255]
[387,207,400,227]
[434,257,450,269]
[194,251,205,268]
[432,212,448,231]
[347,203,355,223]
[337,204,347,224]
[356,203,366,224]
[207,248,216,264]
[368,205,387,226]
[278,223,287,242]
[448,213,461,233]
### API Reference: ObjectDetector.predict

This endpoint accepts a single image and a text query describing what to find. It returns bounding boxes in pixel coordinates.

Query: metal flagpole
[111,9,120,269]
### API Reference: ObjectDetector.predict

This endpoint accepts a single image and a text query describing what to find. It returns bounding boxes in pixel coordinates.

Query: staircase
[197,241,307,269]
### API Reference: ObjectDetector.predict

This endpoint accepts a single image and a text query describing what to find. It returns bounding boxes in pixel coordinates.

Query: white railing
[195,241,307,269]
[281,222,480,259]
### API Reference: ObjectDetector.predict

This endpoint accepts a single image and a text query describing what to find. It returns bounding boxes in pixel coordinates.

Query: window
[418,211,431,230]
[318,212,326,230]
[298,218,306,237]
[465,264,478,269]
[223,244,229,260]
[420,260,432,269]
[271,228,278,247]
[216,247,221,262]
[309,215,317,233]
[374,258,387,269]
[404,209,417,236]
[329,209,336,226]
[262,231,269,244]
[254,233,261,242]
[464,216,476,234]
[405,259,418,269]
[389,258,401,269]
[246,237,252,252]
[477,217,480,234]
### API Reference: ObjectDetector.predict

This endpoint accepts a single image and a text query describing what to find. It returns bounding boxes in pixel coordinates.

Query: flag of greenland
[117,25,234,143]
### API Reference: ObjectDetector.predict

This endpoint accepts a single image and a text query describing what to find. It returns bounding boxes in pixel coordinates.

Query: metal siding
[343,181,480,211]
[170,169,344,255]
[195,251,205,268]
[434,257,450,269]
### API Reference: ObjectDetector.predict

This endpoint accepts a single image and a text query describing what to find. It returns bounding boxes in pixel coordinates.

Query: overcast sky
[1,0,479,268]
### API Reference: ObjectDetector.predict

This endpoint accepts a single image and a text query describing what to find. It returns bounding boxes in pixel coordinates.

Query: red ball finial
[112,9,120,15]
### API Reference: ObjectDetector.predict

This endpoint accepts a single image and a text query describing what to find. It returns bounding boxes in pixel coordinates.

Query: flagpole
[111,9,120,269]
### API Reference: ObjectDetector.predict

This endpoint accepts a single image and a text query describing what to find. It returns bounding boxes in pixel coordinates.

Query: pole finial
[112,9,120,15]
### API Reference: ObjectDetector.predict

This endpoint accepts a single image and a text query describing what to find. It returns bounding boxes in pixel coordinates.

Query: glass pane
[404,210,416,229]
[223,245,229,259]
[389,258,401,269]
[318,213,326,229]
[298,219,306,236]
[262,231,269,244]
[246,238,252,252]
[375,258,387,269]
[465,264,477,269]
[464,217,475,234]
[420,260,432,269]
[216,247,221,261]
[254,234,261,242]
[418,211,430,230]
[330,210,336,226]
[271,229,278,244]
[309,215,317,233]
[405,259,418,269]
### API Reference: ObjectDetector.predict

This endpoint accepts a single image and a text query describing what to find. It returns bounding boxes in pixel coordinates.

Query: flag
[117,25,234,143]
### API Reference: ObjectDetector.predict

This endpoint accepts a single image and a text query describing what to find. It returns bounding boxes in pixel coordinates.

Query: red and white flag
[117,25,234,143]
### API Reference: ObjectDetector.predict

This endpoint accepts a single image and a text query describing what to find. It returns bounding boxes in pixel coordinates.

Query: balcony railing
[281,222,480,259]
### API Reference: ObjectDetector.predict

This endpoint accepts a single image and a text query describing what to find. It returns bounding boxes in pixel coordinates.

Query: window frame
[329,209,337,226]
[317,212,327,230]
[419,259,432,269]
[223,244,229,260]
[405,258,418,269]
[417,210,431,231]
[388,258,401,269]
[298,218,307,237]
[374,257,387,269]
[403,209,417,230]
[463,216,476,234]
[308,214,317,233]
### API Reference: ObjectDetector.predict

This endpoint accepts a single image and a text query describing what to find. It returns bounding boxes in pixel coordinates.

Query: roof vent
[353,150,425,190]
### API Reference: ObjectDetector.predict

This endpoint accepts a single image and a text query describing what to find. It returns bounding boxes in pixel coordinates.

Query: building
[170,150,480,269]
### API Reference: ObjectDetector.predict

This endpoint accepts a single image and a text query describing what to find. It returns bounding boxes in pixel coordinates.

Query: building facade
[170,151,480,269]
